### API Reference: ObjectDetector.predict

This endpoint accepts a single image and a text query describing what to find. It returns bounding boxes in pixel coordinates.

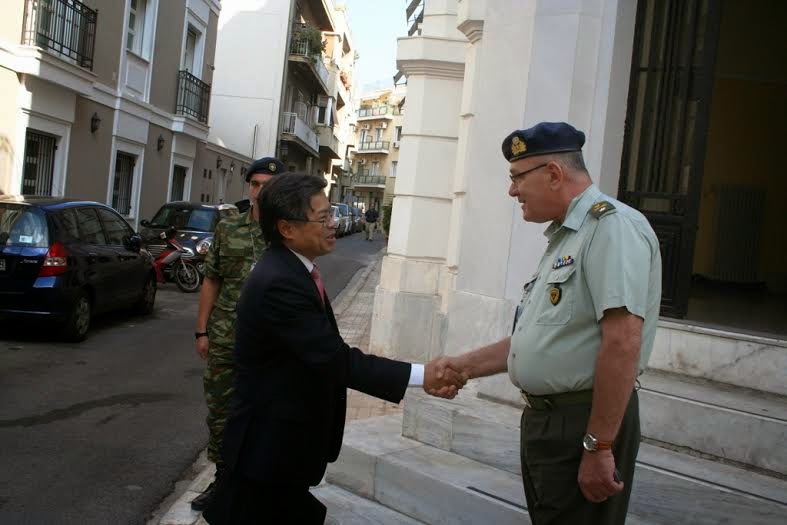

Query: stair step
[313,484,425,524]
[327,414,530,525]
[639,370,787,474]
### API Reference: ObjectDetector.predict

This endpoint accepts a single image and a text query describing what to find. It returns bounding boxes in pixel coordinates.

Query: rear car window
[97,208,133,245]
[150,206,217,232]
[0,204,49,247]
[76,207,106,245]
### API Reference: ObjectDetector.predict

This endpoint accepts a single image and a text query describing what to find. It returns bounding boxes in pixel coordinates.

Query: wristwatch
[194,331,209,339]
[582,432,613,452]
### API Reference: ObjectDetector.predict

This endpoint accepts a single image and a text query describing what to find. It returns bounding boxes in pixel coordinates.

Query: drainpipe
[274,0,297,160]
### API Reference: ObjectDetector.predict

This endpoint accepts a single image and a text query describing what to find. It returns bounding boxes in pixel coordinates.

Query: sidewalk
[152,248,399,525]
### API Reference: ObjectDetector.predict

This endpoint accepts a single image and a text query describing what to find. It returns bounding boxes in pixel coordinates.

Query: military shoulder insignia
[511,136,527,157]
[268,162,277,172]
[590,200,616,218]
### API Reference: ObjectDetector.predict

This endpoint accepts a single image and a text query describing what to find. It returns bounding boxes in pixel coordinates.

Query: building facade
[346,86,405,212]
[373,0,787,405]
[208,0,357,195]
[0,0,251,227]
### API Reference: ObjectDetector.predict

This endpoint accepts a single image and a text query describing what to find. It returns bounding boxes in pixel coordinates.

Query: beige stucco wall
[0,1,24,43]
[203,10,219,85]
[150,0,186,113]
[0,70,19,195]
[64,97,113,201]
[91,0,123,89]
[137,124,173,221]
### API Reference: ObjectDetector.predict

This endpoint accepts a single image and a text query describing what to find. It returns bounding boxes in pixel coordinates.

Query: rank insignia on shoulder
[590,200,616,218]
[549,285,562,306]
[552,255,574,269]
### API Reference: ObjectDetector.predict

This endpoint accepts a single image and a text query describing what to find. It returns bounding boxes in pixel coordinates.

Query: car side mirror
[126,234,142,252]
[140,219,151,227]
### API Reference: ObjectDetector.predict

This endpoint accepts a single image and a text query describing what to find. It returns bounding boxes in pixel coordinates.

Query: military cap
[501,122,585,162]
[245,156,285,182]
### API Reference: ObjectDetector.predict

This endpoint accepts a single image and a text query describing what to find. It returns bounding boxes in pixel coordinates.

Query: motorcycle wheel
[175,261,201,293]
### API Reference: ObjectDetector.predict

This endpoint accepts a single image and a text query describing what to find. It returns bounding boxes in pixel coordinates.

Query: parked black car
[140,201,238,274]
[0,196,156,342]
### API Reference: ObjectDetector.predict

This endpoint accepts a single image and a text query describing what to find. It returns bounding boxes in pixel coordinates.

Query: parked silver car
[330,202,353,237]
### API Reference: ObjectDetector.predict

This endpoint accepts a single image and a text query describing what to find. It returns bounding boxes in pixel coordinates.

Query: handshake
[422,356,469,399]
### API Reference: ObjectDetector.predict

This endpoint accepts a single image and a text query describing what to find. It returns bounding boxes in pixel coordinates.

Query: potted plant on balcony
[293,24,326,63]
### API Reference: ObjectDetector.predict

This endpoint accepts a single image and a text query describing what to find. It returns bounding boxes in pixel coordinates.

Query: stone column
[369,0,467,363]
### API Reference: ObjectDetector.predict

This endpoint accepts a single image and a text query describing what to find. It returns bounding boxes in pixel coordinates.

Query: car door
[96,207,147,306]
[74,207,115,313]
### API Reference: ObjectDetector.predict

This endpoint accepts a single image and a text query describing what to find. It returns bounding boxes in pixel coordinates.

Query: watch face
[583,433,597,451]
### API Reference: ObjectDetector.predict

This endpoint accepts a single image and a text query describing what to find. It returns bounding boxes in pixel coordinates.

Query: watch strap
[195,331,209,339]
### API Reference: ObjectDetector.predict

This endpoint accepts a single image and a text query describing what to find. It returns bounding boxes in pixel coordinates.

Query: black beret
[246,157,285,182]
[501,122,585,162]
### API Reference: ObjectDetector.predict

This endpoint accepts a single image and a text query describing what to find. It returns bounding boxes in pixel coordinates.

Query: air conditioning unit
[393,141,400,149]
[358,159,366,165]
[379,122,388,129]
[361,124,371,130]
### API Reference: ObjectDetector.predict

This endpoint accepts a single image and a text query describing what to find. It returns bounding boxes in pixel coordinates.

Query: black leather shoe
[190,480,216,512]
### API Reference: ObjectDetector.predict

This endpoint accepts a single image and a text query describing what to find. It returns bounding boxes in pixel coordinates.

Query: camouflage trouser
[204,309,237,466]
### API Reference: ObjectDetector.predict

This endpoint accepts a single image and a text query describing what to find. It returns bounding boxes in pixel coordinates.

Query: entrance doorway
[619,0,787,336]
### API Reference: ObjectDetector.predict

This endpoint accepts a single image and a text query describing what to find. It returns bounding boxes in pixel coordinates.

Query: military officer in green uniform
[191,156,285,511]
[433,122,662,524]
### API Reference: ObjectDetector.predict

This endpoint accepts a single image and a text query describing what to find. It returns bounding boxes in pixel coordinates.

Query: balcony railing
[281,112,319,153]
[357,106,390,118]
[176,70,211,124]
[289,37,330,90]
[358,141,390,152]
[354,175,387,186]
[22,0,97,70]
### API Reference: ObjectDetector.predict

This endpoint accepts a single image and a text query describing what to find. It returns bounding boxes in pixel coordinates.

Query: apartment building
[0,0,251,227]
[208,0,356,194]
[346,86,405,211]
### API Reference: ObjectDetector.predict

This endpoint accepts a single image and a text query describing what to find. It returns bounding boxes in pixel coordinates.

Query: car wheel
[62,291,91,342]
[133,276,156,315]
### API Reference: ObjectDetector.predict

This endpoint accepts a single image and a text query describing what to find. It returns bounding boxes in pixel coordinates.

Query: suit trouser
[203,470,327,525]
[519,391,640,525]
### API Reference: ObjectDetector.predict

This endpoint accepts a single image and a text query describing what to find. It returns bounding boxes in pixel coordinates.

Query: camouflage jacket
[204,209,266,315]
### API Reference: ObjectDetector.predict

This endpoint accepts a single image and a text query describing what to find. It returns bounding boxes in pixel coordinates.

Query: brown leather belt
[521,389,593,411]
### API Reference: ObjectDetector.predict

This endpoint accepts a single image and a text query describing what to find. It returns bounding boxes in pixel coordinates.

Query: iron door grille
[113,152,135,215]
[22,130,56,195]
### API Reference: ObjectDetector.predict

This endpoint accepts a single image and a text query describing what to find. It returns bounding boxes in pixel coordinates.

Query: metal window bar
[21,130,56,195]
[22,0,97,70]
[113,153,135,215]
[176,70,211,124]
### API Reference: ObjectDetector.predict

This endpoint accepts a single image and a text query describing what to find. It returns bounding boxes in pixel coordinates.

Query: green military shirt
[203,210,266,345]
[508,184,662,395]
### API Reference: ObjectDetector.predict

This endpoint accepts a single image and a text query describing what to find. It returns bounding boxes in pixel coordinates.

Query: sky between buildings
[342,0,409,94]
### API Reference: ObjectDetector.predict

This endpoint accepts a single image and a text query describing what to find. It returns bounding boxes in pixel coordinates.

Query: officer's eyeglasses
[509,163,549,183]
[284,215,337,228]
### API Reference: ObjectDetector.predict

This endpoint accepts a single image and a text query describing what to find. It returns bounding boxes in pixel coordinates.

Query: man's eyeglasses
[283,215,337,228]
[509,163,549,183]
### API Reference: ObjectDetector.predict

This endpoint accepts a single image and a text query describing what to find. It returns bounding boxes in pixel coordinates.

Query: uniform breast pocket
[218,246,249,275]
[536,266,576,326]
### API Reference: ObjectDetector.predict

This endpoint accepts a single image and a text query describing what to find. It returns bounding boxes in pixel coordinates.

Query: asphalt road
[0,231,385,525]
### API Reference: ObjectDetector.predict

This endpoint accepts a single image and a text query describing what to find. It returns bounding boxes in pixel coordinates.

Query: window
[183,26,197,73]
[97,208,133,245]
[375,128,383,141]
[21,130,56,195]
[371,161,379,176]
[395,126,402,141]
[76,208,106,245]
[171,165,187,201]
[127,0,147,55]
[391,161,398,178]
[113,152,135,215]
[0,204,48,247]
[360,129,367,144]
[59,209,80,241]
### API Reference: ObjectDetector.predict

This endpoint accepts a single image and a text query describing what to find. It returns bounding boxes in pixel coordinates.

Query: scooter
[153,227,201,293]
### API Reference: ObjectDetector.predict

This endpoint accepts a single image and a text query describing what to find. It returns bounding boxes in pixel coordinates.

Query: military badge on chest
[549,285,562,305]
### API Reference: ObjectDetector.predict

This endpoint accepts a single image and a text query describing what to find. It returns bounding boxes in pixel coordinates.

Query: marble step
[313,483,426,524]
[639,370,787,475]
[326,414,530,525]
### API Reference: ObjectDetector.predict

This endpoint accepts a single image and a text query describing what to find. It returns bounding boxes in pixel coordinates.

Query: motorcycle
[153,227,201,293]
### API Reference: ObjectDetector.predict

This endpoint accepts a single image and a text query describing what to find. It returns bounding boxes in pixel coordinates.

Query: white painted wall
[208,0,291,159]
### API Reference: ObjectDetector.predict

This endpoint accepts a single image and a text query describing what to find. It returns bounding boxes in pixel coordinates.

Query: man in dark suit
[204,173,465,524]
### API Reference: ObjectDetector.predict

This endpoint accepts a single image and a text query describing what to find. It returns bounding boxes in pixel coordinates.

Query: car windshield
[0,204,49,247]
[150,206,217,232]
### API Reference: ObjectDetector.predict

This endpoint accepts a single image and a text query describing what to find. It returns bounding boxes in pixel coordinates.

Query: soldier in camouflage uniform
[191,156,285,511]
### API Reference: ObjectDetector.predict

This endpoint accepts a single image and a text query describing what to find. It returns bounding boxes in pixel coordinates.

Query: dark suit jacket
[221,245,411,487]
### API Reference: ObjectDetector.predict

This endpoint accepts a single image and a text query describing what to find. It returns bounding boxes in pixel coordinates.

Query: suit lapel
[273,245,333,314]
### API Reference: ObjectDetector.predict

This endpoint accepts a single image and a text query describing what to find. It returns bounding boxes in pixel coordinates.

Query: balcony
[357,106,393,121]
[281,112,319,156]
[353,172,387,188]
[318,125,341,159]
[176,70,211,124]
[357,141,390,154]
[289,33,330,95]
[22,0,97,70]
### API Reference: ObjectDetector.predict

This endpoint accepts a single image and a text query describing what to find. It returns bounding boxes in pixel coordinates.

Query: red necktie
[311,265,326,305]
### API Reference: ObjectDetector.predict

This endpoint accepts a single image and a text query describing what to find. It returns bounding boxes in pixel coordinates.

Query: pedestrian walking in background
[364,206,378,241]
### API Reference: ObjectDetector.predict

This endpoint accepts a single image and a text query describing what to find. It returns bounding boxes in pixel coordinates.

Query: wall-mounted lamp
[216,156,223,169]
[157,134,165,151]
[90,113,101,133]
[229,160,235,174]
